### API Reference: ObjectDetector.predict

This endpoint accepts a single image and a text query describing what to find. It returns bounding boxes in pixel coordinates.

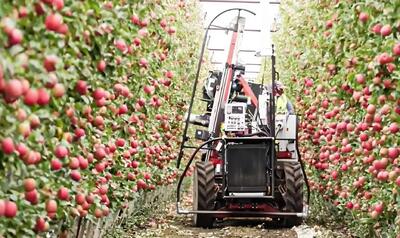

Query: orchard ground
[105,185,350,238]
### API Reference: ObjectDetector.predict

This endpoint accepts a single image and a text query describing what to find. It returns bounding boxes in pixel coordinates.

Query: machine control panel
[224,103,246,131]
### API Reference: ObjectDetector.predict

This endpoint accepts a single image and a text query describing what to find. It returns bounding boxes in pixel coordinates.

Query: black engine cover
[225,143,269,192]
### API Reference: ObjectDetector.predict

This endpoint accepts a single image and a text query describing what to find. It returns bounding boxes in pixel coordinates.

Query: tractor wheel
[282,162,304,227]
[193,161,216,228]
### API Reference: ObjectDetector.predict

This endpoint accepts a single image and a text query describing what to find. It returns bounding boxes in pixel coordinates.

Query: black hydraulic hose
[236,131,270,137]
[176,8,256,169]
[176,137,223,206]
[299,153,311,206]
[295,116,311,206]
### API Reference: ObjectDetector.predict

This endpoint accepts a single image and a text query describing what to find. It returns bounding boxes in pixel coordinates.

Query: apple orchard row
[0,0,200,236]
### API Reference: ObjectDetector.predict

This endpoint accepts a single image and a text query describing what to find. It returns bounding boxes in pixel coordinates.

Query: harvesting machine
[176,8,310,228]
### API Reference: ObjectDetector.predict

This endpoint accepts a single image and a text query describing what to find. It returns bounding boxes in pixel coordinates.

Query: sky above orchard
[199,0,280,81]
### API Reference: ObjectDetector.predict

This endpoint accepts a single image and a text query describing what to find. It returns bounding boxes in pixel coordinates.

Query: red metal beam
[238,75,258,107]
[223,32,238,102]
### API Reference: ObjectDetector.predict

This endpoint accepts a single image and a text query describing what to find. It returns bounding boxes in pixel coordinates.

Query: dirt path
[126,192,302,238]
[109,185,348,238]
[133,216,297,238]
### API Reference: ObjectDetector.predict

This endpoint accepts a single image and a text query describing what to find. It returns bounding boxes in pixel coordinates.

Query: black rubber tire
[193,161,216,228]
[282,162,304,227]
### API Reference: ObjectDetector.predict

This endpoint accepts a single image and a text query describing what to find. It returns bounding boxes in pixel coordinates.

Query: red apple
[140,19,149,27]
[345,201,353,209]
[46,200,57,213]
[55,145,68,159]
[52,0,64,10]
[165,70,174,79]
[69,157,80,169]
[139,58,148,68]
[118,104,128,115]
[93,88,106,100]
[370,210,379,219]
[114,39,127,53]
[8,28,23,46]
[131,15,140,25]
[377,52,394,65]
[131,161,139,169]
[56,23,68,34]
[396,176,400,186]
[52,83,65,97]
[98,185,108,195]
[16,143,28,157]
[57,187,69,201]
[4,201,17,218]
[374,202,384,213]
[102,207,110,216]
[127,172,136,181]
[35,2,45,15]
[372,23,382,34]
[25,190,38,204]
[94,208,103,218]
[160,19,167,28]
[97,60,106,73]
[78,157,88,170]
[24,178,36,192]
[393,42,400,56]
[366,104,376,114]
[386,63,396,73]
[355,74,365,84]
[94,147,106,160]
[133,37,141,46]
[37,88,50,105]
[35,217,48,232]
[1,137,15,154]
[167,26,176,35]
[75,193,85,205]
[143,85,154,95]
[359,133,368,142]
[24,88,39,106]
[137,179,147,189]
[74,128,85,138]
[138,28,148,37]
[4,79,23,99]
[18,7,28,18]
[51,159,62,170]
[388,148,399,159]
[377,171,389,181]
[70,170,81,181]
[115,138,125,147]
[75,80,88,95]
[380,24,392,36]
[359,12,368,23]
[86,194,94,204]
[389,122,399,133]
[45,13,63,31]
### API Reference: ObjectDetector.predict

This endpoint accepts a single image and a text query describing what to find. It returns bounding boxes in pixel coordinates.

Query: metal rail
[270,44,276,199]
[223,195,274,199]
[177,203,308,218]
